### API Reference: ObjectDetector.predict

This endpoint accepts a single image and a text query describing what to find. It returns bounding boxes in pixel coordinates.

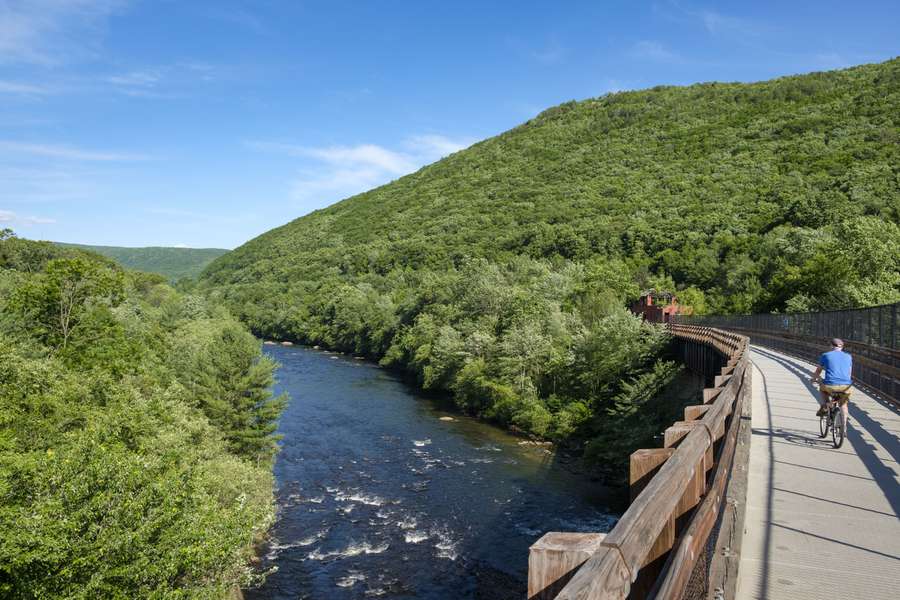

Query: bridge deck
[737,347,900,600]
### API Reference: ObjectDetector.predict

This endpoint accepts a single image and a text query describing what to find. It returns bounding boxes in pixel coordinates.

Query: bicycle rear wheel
[832,407,845,448]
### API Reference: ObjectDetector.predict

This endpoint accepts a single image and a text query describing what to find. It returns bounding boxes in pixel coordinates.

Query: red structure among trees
[630,289,685,323]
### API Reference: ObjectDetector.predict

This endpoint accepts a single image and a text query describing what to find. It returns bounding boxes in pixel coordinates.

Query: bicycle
[818,390,849,448]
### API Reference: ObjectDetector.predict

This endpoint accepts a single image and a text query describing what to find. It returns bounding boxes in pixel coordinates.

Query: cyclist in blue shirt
[811,338,853,418]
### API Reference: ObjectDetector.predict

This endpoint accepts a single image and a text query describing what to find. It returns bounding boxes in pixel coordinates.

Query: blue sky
[1,1,897,249]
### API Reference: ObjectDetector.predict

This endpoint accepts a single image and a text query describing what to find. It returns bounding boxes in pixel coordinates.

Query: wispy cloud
[0,140,150,161]
[144,206,250,227]
[0,209,56,226]
[532,39,567,65]
[22,215,56,224]
[630,40,683,64]
[102,62,219,98]
[698,10,750,36]
[810,52,852,70]
[248,134,474,208]
[0,0,127,65]
[106,69,162,88]
[507,36,568,66]
[307,144,417,175]
[201,5,267,34]
[0,79,54,96]
[0,166,103,203]
[405,135,473,158]
[656,2,768,42]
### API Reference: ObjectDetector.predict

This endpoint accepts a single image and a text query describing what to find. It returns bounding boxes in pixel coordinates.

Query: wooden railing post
[528,533,607,599]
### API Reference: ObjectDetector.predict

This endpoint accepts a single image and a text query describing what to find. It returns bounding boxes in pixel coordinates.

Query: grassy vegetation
[0,231,284,598]
[55,242,229,281]
[201,59,900,465]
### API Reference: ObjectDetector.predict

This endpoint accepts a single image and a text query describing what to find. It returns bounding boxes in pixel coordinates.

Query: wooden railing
[528,325,751,600]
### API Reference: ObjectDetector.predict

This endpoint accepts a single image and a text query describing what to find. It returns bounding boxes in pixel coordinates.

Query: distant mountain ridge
[56,242,229,280]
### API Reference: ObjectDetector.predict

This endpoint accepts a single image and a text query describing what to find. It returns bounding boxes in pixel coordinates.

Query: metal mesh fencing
[676,302,899,350]
[676,302,899,404]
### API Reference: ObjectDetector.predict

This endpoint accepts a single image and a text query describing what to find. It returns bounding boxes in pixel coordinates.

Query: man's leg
[817,387,830,417]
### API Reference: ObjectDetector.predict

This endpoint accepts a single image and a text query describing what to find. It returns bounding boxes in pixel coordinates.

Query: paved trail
[736,347,900,600]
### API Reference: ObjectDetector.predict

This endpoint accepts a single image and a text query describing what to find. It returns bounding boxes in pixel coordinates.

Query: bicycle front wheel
[819,413,828,438]
[832,409,845,448]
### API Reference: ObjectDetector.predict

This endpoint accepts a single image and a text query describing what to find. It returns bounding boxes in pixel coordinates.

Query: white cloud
[657,2,767,42]
[248,141,418,174]
[630,40,683,64]
[0,79,53,95]
[21,215,56,225]
[405,135,471,159]
[248,134,475,208]
[0,209,56,226]
[0,140,149,161]
[693,8,764,39]
[0,0,127,65]
[308,144,416,175]
[106,69,162,88]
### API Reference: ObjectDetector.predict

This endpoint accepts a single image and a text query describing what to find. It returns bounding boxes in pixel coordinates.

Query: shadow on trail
[751,360,775,600]
[769,522,900,562]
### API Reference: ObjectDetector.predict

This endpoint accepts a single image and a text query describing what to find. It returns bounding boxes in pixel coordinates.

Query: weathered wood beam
[703,387,722,404]
[554,546,631,600]
[528,532,607,600]
[630,448,674,501]
[683,405,710,421]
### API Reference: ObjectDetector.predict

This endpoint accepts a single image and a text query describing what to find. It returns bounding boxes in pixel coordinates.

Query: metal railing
[676,302,899,405]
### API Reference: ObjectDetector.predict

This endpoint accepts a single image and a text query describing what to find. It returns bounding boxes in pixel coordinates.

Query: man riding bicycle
[811,338,853,419]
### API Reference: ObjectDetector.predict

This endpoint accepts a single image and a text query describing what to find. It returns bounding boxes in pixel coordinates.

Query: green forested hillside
[55,242,228,281]
[201,59,900,459]
[0,230,284,598]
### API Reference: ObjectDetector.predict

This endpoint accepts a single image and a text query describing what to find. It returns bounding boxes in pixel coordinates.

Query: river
[244,345,622,600]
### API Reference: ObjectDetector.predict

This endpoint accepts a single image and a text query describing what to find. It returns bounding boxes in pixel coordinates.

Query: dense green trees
[205,59,900,314]
[208,253,683,469]
[54,242,229,281]
[0,231,285,598]
[200,59,899,467]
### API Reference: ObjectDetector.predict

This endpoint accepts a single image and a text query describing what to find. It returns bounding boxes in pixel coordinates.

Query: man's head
[831,338,844,350]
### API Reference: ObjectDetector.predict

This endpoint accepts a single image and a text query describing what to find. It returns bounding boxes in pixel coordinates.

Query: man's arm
[811,365,823,383]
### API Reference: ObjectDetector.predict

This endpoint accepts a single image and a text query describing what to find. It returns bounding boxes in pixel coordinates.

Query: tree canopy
[0,231,285,598]
[54,242,229,282]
